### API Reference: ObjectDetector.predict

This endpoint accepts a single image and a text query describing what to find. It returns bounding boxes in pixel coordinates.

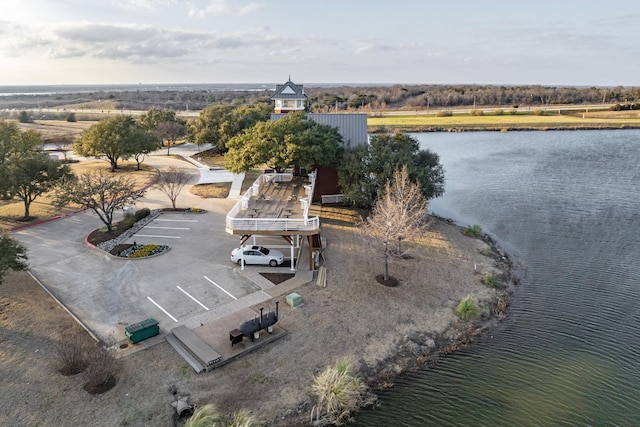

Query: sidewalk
[170,146,245,199]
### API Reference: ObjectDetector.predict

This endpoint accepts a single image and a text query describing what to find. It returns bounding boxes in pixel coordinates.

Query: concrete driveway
[12,151,287,343]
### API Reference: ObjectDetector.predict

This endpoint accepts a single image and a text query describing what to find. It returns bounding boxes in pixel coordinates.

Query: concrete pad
[192,307,287,368]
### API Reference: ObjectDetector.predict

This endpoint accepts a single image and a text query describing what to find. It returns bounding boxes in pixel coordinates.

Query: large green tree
[52,171,145,233]
[0,120,41,165]
[74,116,157,172]
[4,152,72,219]
[187,103,271,153]
[339,132,444,208]
[224,112,343,173]
[0,234,28,285]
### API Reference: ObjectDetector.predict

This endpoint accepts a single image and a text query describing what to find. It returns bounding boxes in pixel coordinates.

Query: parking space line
[177,286,209,311]
[147,296,178,322]
[135,234,181,238]
[154,219,198,222]
[145,226,190,230]
[203,275,237,300]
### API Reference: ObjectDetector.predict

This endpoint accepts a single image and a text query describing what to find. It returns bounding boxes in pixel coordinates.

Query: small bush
[437,110,453,117]
[494,109,504,116]
[134,207,151,221]
[463,224,483,238]
[17,111,32,123]
[482,273,500,288]
[55,330,90,376]
[534,109,545,116]
[309,358,372,426]
[456,294,480,320]
[508,108,518,115]
[66,112,77,122]
[83,345,118,394]
[185,404,221,427]
[119,216,136,231]
[470,109,484,116]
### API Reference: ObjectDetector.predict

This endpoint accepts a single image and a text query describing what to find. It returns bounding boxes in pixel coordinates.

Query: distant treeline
[2,84,640,112]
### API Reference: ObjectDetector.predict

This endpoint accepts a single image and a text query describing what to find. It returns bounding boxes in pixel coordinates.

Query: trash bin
[125,318,159,343]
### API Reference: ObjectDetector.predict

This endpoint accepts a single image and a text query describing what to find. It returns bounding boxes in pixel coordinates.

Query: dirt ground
[0,215,514,427]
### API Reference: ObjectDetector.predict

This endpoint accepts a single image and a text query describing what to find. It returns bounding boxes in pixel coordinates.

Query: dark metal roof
[271,80,308,100]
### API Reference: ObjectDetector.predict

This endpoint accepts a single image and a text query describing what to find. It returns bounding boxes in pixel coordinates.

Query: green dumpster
[125,318,159,344]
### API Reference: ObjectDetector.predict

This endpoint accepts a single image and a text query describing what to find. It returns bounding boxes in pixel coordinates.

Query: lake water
[355,130,640,426]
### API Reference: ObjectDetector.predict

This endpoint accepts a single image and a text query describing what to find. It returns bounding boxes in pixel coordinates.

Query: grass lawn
[368,110,640,131]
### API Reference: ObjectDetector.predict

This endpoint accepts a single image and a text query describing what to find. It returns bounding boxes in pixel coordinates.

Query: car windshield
[259,247,270,255]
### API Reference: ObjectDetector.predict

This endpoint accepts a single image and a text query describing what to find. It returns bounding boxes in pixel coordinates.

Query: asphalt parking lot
[14,209,293,342]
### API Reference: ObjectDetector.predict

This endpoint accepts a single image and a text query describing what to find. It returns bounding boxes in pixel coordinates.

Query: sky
[1,0,639,87]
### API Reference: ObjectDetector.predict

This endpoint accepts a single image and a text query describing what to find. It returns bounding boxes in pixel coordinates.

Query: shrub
[463,224,483,238]
[437,110,453,117]
[55,330,90,376]
[456,294,480,320]
[17,111,32,123]
[494,109,504,116]
[228,409,257,427]
[134,207,151,221]
[470,109,484,116]
[309,358,372,426]
[508,108,518,115]
[482,273,500,288]
[185,404,221,427]
[66,112,77,122]
[183,404,256,427]
[534,109,545,116]
[83,345,118,394]
[119,216,136,231]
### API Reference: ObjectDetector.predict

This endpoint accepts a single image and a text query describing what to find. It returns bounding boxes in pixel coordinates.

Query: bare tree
[156,120,186,155]
[361,166,428,282]
[154,166,192,208]
[52,134,73,162]
[52,171,145,232]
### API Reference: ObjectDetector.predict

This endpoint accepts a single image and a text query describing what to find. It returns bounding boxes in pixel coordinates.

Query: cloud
[188,0,261,17]
[0,20,53,54]
[110,0,177,10]
[37,22,287,62]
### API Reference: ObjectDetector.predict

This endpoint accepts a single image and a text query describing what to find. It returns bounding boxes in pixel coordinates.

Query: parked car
[230,246,284,267]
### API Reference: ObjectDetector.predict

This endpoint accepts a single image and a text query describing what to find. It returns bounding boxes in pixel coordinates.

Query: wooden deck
[236,177,306,220]
[226,173,320,236]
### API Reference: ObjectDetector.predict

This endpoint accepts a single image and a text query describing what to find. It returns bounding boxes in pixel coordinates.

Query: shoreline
[269,217,520,426]
[369,124,640,133]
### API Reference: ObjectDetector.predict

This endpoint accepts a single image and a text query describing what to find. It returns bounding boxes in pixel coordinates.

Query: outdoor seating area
[225,171,320,235]
[239,177,306,219]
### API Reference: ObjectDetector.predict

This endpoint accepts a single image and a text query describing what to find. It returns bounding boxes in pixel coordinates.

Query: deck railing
[225,216,320,233]
[321,194,344,204]
[226,170,319,234]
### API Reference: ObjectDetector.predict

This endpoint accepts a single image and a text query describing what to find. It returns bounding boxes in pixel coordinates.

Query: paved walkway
[170,144,245,199]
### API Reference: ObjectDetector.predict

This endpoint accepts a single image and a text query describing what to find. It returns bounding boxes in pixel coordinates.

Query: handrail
[225,216,320,232]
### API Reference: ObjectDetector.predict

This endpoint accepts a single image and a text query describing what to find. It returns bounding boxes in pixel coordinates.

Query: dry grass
[17,120,96,141]
[0,160,157,231]
[190,183,231,198]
